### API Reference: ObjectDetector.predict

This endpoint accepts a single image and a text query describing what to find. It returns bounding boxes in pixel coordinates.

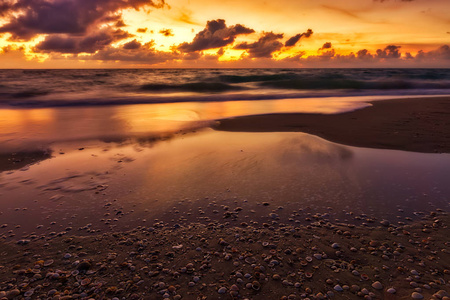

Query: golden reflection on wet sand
[0,96,376,151]
[0,129,449,237]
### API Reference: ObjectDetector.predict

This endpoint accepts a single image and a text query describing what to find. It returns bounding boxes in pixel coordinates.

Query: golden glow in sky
[0,0,449,68]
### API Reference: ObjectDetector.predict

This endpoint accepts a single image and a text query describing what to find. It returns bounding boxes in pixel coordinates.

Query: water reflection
[0,96,376,153]
[0,130,448,237]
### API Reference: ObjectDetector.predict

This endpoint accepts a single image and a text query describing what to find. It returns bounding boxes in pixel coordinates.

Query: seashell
[245,257,256,264]
[387,288,396,294]
[372,281,383,290]
[334,285,343,292]
[43,259,54,267]
[411,292,424,299]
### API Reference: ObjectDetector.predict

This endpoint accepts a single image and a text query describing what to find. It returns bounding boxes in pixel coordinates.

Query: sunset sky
[0,0,449,68]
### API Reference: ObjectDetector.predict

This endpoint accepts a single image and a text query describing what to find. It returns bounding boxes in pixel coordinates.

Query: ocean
[1,68,449,107]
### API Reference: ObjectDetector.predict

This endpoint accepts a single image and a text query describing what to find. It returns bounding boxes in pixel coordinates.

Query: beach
[215,97,450,154]
[0,94,449,299]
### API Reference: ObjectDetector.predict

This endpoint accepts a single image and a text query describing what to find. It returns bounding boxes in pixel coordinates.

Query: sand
[0,212,448,299]
[0,96,449,299]
[214,97,450,153]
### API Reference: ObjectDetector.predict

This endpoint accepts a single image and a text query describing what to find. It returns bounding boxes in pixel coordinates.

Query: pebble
[218,287,227,294]
[411,292,424,299]
[6,289,20,298]
[387,288,396,294]
[334,285,343,292]
[351,285,360,292]
[371,281,383,290]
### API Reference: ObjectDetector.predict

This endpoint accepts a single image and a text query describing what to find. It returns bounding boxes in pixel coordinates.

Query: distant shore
[214,97,450,153]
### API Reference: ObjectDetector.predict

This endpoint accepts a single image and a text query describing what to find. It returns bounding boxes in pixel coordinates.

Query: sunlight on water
[0,129,449,234]
[0,96,376,151]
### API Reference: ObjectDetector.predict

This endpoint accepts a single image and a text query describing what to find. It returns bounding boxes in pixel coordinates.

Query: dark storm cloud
[0,0,166,40]
[234,32,284,58]
[159,29,174,37]
[115,20,127,28]
[284,29,313,47]
[34,28,133,53]
[319,42,332,50]
[356,49,374,60]
[177,19,254,52]
[123,39,142,50]
[90,41,178,63]
[376,45,401,58]
[416,45,450,60]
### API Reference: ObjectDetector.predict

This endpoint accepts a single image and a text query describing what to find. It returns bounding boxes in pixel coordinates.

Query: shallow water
[0,129,449,238]
[0,95,446,153]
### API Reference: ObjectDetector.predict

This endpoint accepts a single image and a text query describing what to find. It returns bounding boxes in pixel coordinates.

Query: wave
[140,82,241,92]
[1,68,450,108]
[2,89,450,108]
[218,73,297,83]
[258,79,450,90]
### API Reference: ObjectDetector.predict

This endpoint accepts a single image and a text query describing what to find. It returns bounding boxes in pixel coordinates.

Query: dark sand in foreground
[0,97,449,299]
[214,97,450,153]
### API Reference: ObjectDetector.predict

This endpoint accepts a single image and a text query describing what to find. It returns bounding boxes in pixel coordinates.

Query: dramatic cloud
[122,39,142,50]
[356,49,374,60]
[284,29,313,47]
[115,20,127,28]
[159,29,174,37]
[137,28,148,33]
[280,44,450,68]
[376,45,401,59]
[235,32,284,58]
[416,45,450,60]
[0,0,166,40]
[178,19,254,52]
[89,41,178,64]
[319,42,332,51]
[34,28,133,54]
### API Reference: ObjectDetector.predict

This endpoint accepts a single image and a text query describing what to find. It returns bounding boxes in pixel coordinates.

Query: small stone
[380,220,390,227]
[6,289,20,299]
[433,290,449,298]
[411,292,424,299]
[331,243,340,249]
[351,285,360,292]
[387,288,396,294]
[230,285,239,291]
[334,285,343,292]
[218,287,227,294]
[372,281,383,290]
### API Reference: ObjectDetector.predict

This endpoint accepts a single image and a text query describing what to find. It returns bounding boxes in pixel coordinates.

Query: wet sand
[0,97,449,299]
[214,97,450,153]
[0,212,448,299]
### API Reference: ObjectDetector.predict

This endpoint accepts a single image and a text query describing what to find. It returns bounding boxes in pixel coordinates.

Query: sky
[0,0,449,68]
